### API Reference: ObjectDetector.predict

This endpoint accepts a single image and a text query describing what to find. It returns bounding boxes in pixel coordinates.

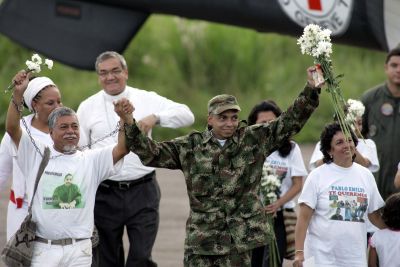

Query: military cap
[207,94,241,115]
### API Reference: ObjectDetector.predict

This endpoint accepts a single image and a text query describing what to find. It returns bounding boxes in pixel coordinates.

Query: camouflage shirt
[124,85,320,255]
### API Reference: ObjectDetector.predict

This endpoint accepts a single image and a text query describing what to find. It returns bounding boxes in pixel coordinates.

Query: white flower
[25,60,41,73]
[31,54,42,65]
[297,24,332,59]
[24,54,53,73]
[45,59,53,69]
[345,99,365,124]
[260,163,281,206]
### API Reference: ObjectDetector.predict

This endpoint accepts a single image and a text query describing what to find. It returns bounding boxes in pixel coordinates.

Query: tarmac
[0,144,314,267]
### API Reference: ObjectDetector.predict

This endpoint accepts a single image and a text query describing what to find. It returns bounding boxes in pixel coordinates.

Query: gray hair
[48,107,77,129]
[95,51,128,72]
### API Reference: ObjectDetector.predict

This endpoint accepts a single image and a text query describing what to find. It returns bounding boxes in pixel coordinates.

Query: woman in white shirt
[0,72,62,240]
[248,100,308,267]
[294,122,385,267]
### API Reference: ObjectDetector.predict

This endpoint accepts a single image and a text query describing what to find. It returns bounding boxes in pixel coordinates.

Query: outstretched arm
[6,71,30,148]
[112,98,134,164]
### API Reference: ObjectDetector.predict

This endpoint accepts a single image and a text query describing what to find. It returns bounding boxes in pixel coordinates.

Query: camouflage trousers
[184,248,251,267]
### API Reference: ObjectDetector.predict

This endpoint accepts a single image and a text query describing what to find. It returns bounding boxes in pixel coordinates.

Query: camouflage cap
[207,94,241,115]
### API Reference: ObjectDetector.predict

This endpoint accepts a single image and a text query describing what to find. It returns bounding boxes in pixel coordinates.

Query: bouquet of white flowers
[297,24,352,139]
[260,163,281,206]
[260,162,281,267]
[345,98,365,137]
[6,53,53,92]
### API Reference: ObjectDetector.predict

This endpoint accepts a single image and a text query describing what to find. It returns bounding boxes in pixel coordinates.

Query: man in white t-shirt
[6,72,134,267]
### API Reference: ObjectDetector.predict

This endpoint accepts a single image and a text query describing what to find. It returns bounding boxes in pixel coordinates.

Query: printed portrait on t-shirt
[41,171,85,209]
[328,185,368,222]
[267,159,288,182]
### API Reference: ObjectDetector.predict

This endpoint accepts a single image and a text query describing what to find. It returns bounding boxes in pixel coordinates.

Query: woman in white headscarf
[0,71,62,240]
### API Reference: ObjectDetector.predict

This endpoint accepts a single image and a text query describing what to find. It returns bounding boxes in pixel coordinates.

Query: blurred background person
[393,162,400,189]
[248,100,307,267]
[361,47,400,200]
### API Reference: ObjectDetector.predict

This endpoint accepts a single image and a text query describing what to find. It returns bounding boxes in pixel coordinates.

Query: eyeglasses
[98,68,124,78]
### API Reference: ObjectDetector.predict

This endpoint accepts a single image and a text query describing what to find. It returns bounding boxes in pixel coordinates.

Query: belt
[34,236,88,246]
[101,171,155,190]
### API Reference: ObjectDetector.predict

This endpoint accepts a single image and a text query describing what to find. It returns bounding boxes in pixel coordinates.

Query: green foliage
[0,15,386,142]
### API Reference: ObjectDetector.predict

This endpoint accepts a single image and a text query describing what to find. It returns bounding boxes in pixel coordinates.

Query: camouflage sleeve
[251,83,320,157]
[123,122,183,169]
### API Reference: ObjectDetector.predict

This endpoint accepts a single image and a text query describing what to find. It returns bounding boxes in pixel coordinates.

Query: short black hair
[385,47,400,64]
[319,122,358,164]
[382,192,400,230]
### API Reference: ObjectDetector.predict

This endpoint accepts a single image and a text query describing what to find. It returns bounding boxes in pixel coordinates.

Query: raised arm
[251,66,324,155]
[112,98,134,164]
[6,71,30,148]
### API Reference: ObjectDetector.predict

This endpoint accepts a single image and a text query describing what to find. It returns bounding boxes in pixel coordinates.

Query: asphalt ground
[0,144,314,267]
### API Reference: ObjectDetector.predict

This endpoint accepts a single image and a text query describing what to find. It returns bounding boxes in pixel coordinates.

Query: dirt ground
[0,144,314,267]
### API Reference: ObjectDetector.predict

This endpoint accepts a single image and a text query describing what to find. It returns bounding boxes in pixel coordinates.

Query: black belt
[101,171,155,190]
[34,236,88,246]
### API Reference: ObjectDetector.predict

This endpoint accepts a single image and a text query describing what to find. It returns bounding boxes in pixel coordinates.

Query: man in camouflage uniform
[122,67,323,267]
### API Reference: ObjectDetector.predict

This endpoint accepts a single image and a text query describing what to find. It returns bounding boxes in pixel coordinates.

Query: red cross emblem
[308,0,322,11]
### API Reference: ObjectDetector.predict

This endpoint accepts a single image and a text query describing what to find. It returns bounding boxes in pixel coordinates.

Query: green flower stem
[267,215,280,267]
[5,68,34,93]
[317,59,352,139]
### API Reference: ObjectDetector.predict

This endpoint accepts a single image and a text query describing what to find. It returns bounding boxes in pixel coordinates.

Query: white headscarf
[23,77,56,112]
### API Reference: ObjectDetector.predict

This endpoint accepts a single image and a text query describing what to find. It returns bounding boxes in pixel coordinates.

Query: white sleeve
[366,170,385,213]
[16,132,44,178]
[360,139,379,173]
[76,103,90,148]
[289,143,308,176]
[298,170,319,209]
[0,134,13,190]
[308,141,323,171]
[90,146,123,184]
[147,91,194,128]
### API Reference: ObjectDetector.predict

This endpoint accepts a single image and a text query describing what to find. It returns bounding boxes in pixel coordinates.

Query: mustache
[63,134,77,139]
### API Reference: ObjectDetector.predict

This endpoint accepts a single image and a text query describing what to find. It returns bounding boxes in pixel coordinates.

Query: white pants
[6,200,28,241]
[31,239,92,267]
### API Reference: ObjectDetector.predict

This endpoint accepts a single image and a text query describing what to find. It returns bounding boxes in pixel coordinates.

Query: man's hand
[307,65,325,88]
[114,98,134,125]
[137,114,158,134]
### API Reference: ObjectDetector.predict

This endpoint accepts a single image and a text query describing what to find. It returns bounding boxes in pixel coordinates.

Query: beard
[62,144,77,154]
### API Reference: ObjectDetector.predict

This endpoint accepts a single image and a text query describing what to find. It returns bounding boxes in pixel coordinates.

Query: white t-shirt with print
[17,132,122,240]
[309,140,379,173]
[299,163,384,267]
[0,114,52,199]
[265,142,307,209]
[370,228,400,267]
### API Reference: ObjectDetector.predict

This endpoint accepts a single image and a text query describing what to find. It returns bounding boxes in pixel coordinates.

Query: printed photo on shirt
[267,159,288,181]
[41,172,85,209]
[328,185,368,222]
